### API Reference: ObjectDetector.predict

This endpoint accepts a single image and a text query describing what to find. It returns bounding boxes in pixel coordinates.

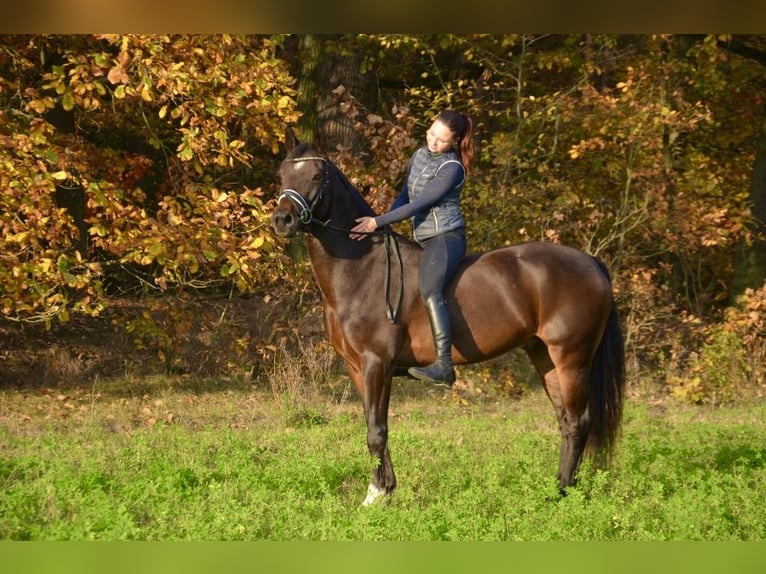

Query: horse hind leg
[525,340,591,493]
[550,358,594,493]
[557,402,591,492]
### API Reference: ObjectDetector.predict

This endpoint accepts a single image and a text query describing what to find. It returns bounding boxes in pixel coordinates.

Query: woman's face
[425,119,457,153]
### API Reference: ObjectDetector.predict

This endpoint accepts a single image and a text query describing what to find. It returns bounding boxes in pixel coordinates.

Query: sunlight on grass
[1,376,765,540]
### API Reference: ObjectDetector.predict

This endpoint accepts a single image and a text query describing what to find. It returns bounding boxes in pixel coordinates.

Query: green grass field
[1,374,765,541]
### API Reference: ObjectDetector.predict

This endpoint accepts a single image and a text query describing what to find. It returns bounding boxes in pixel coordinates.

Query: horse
[270,131,625,506]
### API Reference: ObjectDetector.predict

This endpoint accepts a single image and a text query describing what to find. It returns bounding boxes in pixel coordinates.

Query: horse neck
[329,164,375,221]
[307,166,376,260]
[303,169,423,307]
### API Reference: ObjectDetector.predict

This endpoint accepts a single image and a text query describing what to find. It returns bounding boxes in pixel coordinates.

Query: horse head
[271,128,374,239]
[271,130,331,238]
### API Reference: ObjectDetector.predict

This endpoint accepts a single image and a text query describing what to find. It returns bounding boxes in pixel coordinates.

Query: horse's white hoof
[361,483,387,506]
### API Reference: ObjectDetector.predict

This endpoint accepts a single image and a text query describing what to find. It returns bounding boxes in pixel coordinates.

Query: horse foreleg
[348,358,396,506]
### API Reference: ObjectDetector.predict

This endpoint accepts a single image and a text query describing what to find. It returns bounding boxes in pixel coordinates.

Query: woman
[350,109,474,387]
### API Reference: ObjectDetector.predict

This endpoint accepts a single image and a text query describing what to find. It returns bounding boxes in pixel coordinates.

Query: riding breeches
[418,228,467,301]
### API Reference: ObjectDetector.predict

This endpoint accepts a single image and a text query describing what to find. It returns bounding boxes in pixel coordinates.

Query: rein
[278,156,404,324]
[312,221,403,324]
[383,231,404,323]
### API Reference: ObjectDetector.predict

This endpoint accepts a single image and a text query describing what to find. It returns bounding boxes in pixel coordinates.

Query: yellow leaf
[62,92,75,111]
[51,170,68,180]
[27,99,52,114]
[159,105,168,119]
[249,236,264,249]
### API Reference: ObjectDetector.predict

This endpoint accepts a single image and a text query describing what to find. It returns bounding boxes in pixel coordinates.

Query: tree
[0,34,300,324]
[744,108,766,293]
[2,34,764,395]
[711,35,766,297]
[285,35,378,154]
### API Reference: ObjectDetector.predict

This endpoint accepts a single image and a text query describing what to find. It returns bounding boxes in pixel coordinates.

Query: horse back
[434,241,613,363]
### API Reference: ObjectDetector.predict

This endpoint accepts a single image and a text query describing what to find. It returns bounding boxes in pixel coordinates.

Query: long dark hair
[437,109,474,175]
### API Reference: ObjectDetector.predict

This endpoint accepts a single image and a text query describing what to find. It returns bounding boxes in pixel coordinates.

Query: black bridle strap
[383,231,404,324]
[278,188,313,224]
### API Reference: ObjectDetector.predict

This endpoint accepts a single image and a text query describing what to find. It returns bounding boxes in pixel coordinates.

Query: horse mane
[326,162,376,218]
[288,142,421,250]
[289,143,376,218]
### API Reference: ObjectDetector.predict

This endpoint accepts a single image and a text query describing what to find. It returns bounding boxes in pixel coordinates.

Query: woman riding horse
[351,110,474,388]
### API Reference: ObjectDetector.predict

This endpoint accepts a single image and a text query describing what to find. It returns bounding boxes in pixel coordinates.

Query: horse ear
[285,126,300,152]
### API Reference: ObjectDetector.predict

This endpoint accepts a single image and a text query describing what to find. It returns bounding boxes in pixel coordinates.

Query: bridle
[277,156,330,226]
[277,155,387,236]
[276,154,404,323]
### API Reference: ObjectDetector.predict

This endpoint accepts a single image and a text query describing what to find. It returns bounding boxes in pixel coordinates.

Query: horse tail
[587,258,626,460]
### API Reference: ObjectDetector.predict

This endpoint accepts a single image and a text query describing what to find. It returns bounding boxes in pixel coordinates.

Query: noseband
[277,156,329,226]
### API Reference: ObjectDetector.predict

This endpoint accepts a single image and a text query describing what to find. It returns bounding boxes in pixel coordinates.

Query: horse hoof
[361,483,387,506]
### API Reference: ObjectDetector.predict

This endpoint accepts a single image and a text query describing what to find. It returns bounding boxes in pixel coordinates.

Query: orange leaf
[107,66,129,85]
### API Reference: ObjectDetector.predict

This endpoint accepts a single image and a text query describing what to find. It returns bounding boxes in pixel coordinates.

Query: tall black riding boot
[408,294,456,387]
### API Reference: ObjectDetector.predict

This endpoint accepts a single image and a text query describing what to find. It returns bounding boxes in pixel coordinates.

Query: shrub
[668,284,766,404]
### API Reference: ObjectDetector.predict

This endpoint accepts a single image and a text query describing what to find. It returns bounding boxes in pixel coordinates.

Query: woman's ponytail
[438,109,474,175]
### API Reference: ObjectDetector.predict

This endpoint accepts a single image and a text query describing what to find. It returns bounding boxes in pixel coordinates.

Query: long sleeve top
[374,146,466,241]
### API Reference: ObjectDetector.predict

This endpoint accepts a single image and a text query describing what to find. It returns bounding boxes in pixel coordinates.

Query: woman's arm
[373,161,464,228]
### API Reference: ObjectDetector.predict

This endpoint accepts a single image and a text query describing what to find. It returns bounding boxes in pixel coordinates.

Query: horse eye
[312,172,322,181]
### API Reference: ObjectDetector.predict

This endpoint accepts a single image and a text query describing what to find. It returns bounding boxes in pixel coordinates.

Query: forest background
[0,34,765,403]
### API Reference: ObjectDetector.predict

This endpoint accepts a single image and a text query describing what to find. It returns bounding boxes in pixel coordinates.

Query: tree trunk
[291,35,376,155]
[315,35,375,155]
[733,105,766,298]
[295,34,320,145]
[46,75,88,255]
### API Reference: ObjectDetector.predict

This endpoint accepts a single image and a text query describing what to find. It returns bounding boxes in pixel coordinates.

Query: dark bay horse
[271,134,625,505]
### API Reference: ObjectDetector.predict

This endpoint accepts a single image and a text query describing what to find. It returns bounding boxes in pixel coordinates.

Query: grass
[1,373,765,541]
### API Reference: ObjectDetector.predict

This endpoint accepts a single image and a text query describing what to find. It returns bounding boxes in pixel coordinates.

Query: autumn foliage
[1,34,764,400]
[1,34,298,323]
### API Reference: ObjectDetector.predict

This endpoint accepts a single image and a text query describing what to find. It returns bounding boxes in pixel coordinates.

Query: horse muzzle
[271,207,299,238]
